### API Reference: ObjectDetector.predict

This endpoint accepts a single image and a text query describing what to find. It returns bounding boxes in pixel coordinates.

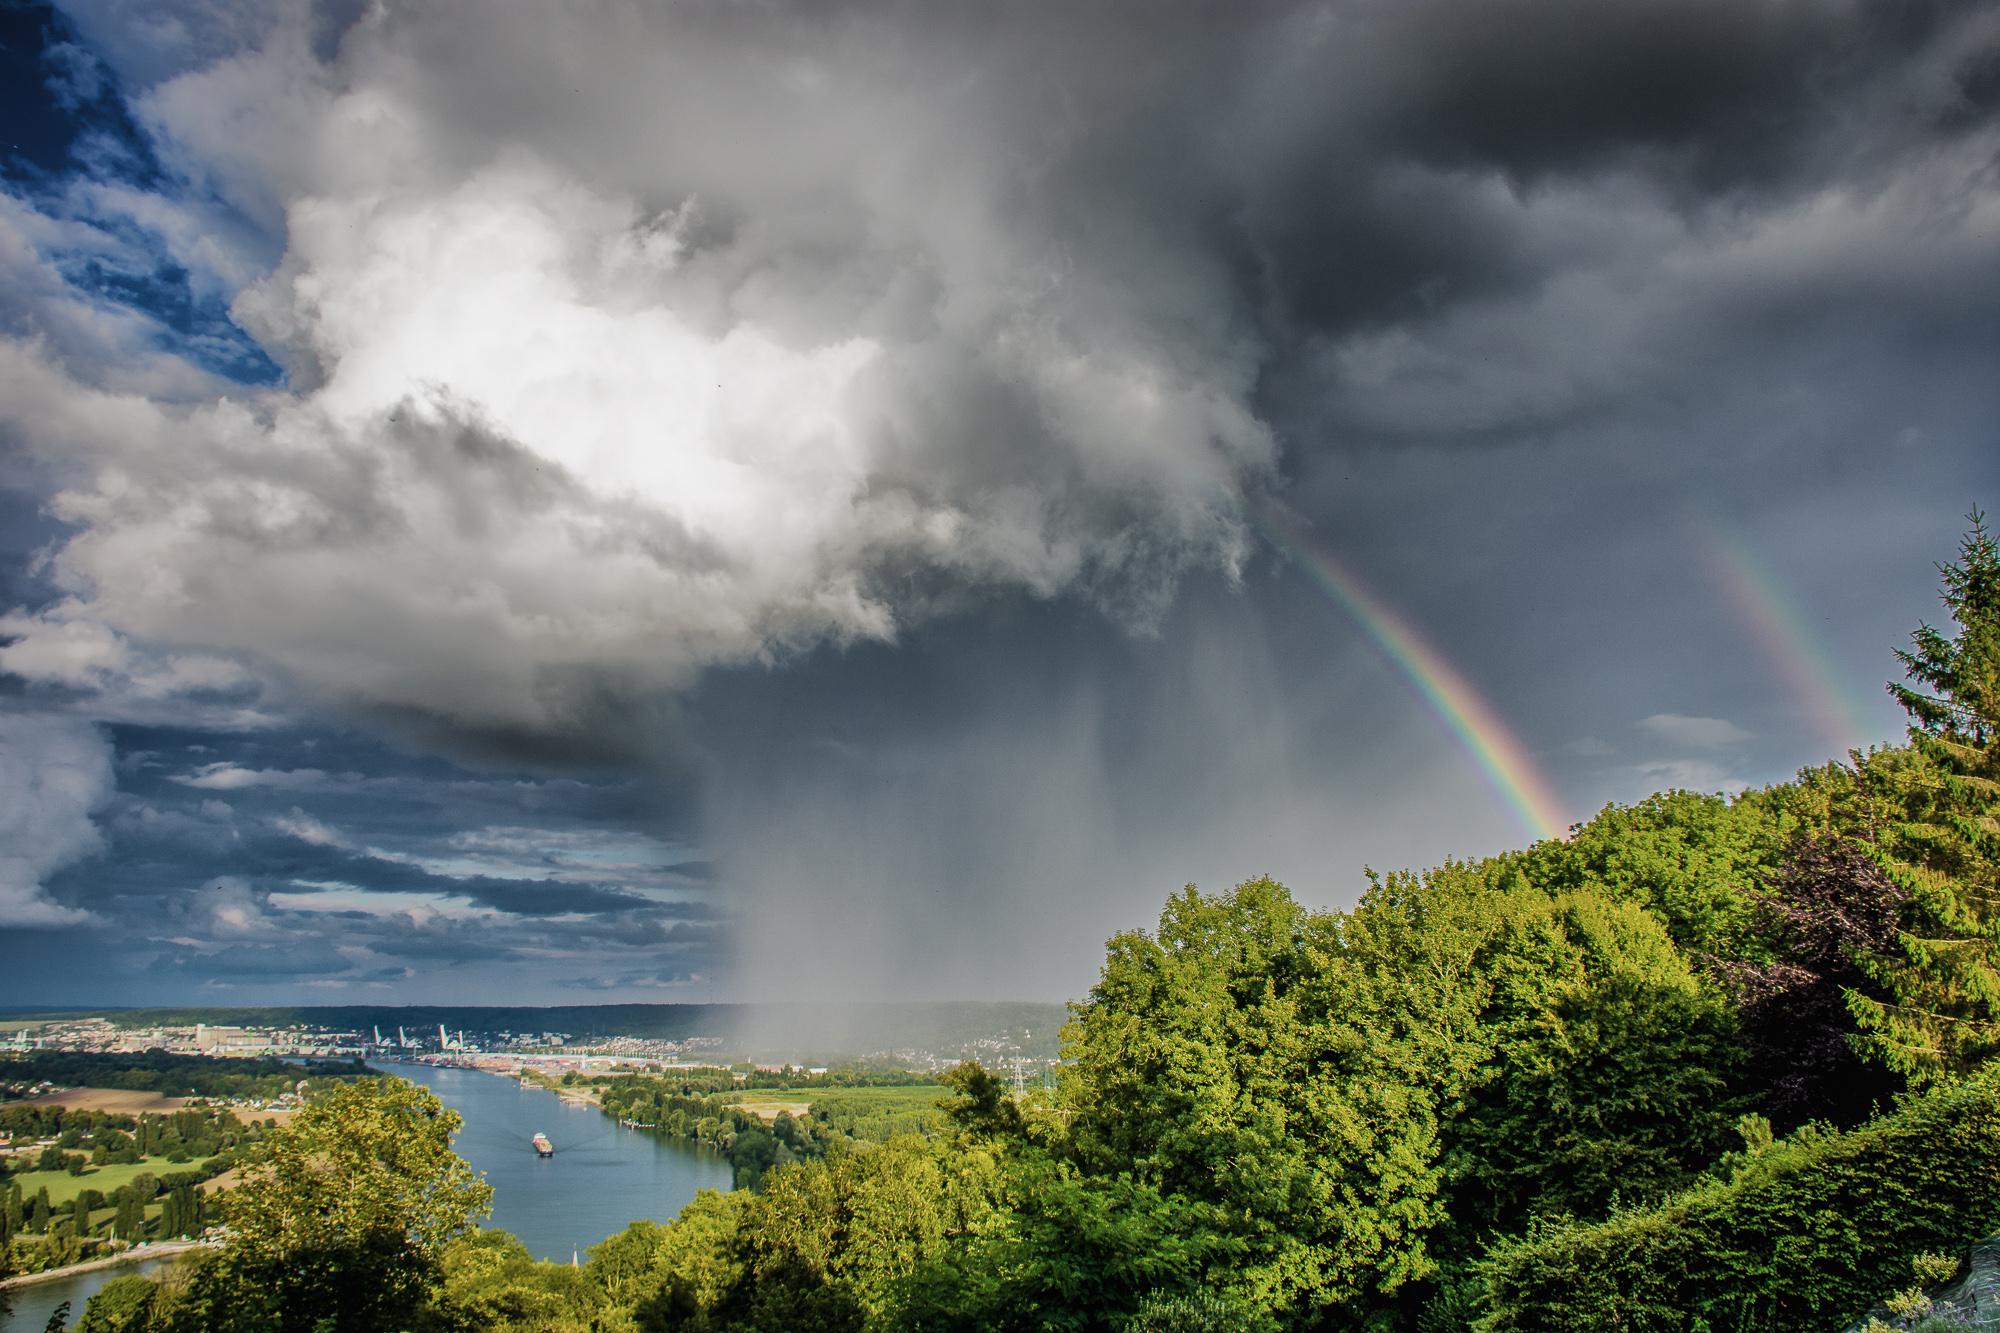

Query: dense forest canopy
[22,515,2000,1333]
[0,1050,372,1101]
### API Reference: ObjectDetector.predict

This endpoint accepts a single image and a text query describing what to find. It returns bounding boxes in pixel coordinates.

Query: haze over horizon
[0,0,1994,1008]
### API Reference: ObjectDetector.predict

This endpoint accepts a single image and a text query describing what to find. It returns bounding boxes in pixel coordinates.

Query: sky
[0,0,1994,1008]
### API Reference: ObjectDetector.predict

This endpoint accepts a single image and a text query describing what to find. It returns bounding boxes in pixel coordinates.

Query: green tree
[1060,871,1749,1329]
[1059,875,1471,1322]
[77,1274,160,1333]
[48,1214,80,1269]
[165,1077,492,1333]
[1519,789,1794,960]
[936,1061,1025,1141]
[1849,513,2000,1080]
[160,1185,198,1240]
[886,1155,1253,1333]
[114,1195,143,1242]
[626,1189,748,1328]
[428,1228,600,1332]
[635,1139,1003,1333]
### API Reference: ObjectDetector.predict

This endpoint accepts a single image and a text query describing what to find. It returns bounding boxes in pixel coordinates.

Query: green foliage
[165,1077,492,1333]
[78,1275,163,1333]
[804,1089,948,1147]
[936,1062,1024,1141]
[1061,876,1429,1319]
[424,1227,601,1332]
[1058,869,1745,1326]
[1843,514,2000,1081]
[632,1136,1003,1332]
[1910,1251,1961,1286]
[159,1183,200,1239]
[1127,1290,1260,1333]
[887,1154,1254,1333]
[1438,889,1748,1239]
[1475,1066,2000,1332]
[1520,789,1795,959]
[740,1068,941,1091]
[625,1189,748,1324]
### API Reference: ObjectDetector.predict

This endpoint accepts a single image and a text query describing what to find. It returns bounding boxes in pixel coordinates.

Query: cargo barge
[532,1133,553,1157]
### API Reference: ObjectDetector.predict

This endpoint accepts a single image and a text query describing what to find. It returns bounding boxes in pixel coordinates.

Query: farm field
[807,1085,947,1114]
[4,1155,198,1207]
[729,1087,947,1124]
[21,1089,191,1116]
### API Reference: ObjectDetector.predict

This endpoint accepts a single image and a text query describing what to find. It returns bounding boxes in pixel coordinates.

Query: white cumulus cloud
[0,3,1275,759]
[0,714,114,925]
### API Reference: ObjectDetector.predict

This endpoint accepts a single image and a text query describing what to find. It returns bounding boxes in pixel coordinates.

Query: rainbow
[1244,507,1569,844]
[1686,510,1875,754]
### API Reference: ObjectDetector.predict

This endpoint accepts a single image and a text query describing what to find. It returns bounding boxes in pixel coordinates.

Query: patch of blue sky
[3,2,282,386]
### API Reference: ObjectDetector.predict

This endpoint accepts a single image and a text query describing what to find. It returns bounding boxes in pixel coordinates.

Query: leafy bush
[1127,1290,1259,1333]
[1476,1067,2000,1332]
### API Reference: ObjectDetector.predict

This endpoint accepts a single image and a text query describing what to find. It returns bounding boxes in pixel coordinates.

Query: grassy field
[808,1085,948,1114]
[806,1085,949,1144]
[73,1200,164,1232]
[4,1154,194,1207]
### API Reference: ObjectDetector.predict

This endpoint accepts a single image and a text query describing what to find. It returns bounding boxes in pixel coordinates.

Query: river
[383,1062,735,1262]
[1,1255,180,1332]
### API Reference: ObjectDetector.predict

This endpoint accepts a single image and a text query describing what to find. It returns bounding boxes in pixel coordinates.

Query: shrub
[1127,1290,1260,1332]
[1476,1067,2000,1332]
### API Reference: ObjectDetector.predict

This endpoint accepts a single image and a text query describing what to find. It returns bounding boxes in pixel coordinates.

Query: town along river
[385,1062,734,1262]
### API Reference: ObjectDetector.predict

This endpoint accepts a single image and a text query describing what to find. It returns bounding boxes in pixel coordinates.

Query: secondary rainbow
[1245,508,1569,844]
[1688,510,1875,754]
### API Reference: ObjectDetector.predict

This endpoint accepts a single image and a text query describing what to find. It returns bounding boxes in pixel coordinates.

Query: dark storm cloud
[0,0,1994,1000]
[0,0,1976,765]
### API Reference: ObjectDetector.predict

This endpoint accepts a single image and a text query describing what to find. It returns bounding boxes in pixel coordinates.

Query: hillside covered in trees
[34,516,2000,1332]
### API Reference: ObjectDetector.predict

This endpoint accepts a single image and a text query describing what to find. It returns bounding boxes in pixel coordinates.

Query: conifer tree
[31,1188,50,1234]
[5,1182,20,1238]
[164,1184,198,1238]
[1850,512,2000,1079]
[115,1195,142,1242]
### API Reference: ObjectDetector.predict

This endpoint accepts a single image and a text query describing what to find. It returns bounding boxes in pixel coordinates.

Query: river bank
[0,1240,215,1291]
